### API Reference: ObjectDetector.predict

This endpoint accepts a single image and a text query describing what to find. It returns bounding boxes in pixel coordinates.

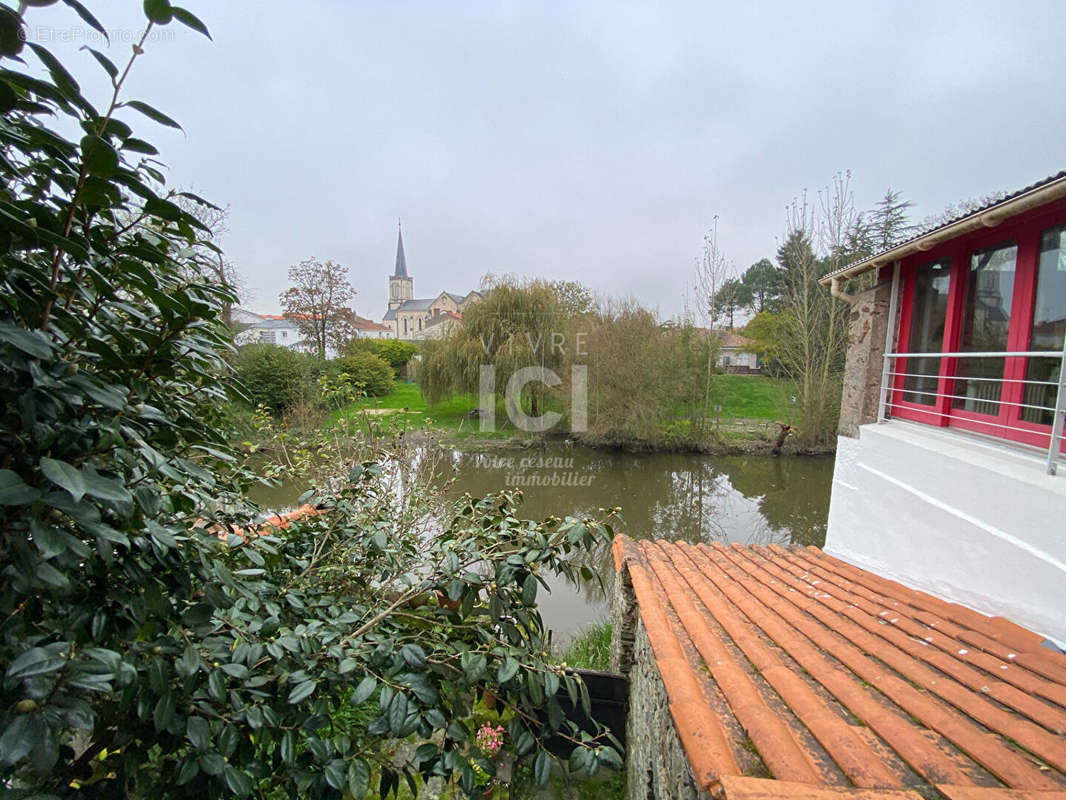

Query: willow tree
[420,278,568,419]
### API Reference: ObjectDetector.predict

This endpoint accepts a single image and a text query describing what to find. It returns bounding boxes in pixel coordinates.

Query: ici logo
[477,365,588,433]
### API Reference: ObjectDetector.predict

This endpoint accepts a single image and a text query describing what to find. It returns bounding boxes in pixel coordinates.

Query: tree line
[702,177,917,443]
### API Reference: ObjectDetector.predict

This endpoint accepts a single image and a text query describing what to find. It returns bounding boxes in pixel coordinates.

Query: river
[248,443,834,645]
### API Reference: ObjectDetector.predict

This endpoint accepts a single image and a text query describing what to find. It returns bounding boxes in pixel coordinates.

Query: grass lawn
[331,382,519,439]
[712,374,795,421]
[332,374,795,442]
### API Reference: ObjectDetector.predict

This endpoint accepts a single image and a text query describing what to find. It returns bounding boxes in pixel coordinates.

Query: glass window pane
[1022,224,1066,425]
[902,260,950,405]
[952,242,1017,415]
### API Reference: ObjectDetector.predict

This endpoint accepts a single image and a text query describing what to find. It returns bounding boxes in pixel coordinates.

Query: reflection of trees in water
[714,455,832,548]
[433,445,832,614]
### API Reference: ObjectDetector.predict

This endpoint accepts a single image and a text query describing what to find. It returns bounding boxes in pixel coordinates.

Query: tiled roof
[717,331,755,349]
[424,310,462,329]
[243,316,298,330]
[614,536,1066,799]
[822,170,1066,283]
[351,315,390,332]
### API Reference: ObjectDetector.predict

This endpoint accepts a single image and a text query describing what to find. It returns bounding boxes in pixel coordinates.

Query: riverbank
[331,376,833,456]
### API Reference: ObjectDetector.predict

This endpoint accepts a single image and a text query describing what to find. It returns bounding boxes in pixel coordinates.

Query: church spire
[393,219,408,279]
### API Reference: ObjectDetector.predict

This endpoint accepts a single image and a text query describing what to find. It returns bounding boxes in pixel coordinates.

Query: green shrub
[344,338,418,376]
[234,343,312,412]
[0,4,622,795]
[327,350,394,397]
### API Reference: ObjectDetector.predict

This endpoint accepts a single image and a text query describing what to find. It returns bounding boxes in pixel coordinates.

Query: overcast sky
[27,1,1066,320]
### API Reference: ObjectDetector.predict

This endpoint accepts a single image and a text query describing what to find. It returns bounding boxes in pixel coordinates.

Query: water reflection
[439,446,831,548]
[247,443,833,643]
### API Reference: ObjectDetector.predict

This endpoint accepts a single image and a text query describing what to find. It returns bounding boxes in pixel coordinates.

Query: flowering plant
[476,723,505,757]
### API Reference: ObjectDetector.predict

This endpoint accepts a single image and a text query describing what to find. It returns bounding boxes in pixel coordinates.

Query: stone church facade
[381,225,481,341]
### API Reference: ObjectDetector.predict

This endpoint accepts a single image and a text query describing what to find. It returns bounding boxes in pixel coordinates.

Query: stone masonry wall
[625,620,711,800]
[612,562,711,800]
[837,277,893,438]
[609,557,636,675]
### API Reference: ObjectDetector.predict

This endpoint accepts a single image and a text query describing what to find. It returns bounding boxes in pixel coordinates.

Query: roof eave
[818,173,1066,286]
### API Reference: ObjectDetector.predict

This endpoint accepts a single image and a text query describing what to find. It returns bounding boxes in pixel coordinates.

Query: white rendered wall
[826,421,1066,647]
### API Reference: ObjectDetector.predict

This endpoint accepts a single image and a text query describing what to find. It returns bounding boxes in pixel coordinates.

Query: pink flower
[476,723,505,756]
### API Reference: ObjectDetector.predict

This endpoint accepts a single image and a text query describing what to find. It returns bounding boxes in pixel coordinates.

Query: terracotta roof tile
[614,535,1066,799]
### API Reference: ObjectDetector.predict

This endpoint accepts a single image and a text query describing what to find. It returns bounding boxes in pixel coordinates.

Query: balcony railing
[879,350,1066,476]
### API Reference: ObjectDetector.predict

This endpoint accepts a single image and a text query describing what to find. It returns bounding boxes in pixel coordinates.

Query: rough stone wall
[625,620,711,800]
[837,278,893,438]
[609,560,637,675]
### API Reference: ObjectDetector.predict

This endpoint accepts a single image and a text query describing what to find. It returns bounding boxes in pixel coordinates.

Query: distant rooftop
[424,310,461,329]
[351,315,390,332]
[716,331,755,349]
[614,535,1066,798]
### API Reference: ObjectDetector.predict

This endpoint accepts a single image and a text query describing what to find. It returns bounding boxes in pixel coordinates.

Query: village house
[610,171,1066,799]
[232,308,305,350]
[233,308,389,354]
[715,331,761,374]
[381,224,481,341]
[348,315,392,340]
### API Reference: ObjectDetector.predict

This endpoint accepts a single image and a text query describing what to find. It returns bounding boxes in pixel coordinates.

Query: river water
[248,444,834,645]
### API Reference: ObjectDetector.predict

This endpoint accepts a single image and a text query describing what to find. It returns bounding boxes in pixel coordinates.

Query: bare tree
[692,217,733,431]
[774,172,858,444]
[280,258,357,358]
[694,216,731,328]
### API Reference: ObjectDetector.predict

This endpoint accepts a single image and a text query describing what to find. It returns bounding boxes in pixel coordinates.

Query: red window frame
[889,196,1066,452]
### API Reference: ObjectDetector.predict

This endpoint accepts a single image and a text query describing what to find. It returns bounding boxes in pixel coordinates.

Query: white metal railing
[878,350,1066,476]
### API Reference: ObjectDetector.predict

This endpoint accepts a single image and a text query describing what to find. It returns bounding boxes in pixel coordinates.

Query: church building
[382,224,481,341]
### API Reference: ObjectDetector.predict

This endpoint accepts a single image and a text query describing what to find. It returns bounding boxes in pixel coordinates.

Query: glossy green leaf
[61,0,109,42]
[200,752,225,776]
[28,43,80,99]
[348,758,370,798]
[0,8,24,57]
[324,759,346,790]
[0,715,43,766]
[352,675,376,704]
[0,323,53,358]
[287,679,315,704]
[124,99,182,129]
[0,471,40,506]
[82,47,118,81]
[82,467,132,503]
[153,692,175,731]
[171,7,211,39]
[143,0,173,24]
[399,642,426,669]
[40,458,87,503]
[497,656,520,684]
[533,750,552,787]
[7,647,65,679]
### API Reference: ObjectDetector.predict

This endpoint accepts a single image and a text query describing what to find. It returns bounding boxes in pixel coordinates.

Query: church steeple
[393,220,409,279]
[388,220,414,311]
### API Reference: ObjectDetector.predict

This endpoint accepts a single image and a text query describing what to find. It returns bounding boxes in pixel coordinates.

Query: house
[419,309,463,340]
[715,331,761,374]
[232,309,306,351]
[821,169,1065,645]
[233,309,389,354]
[349,314,392,340]
[382,224,481,341]
[608,171,1066,799]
